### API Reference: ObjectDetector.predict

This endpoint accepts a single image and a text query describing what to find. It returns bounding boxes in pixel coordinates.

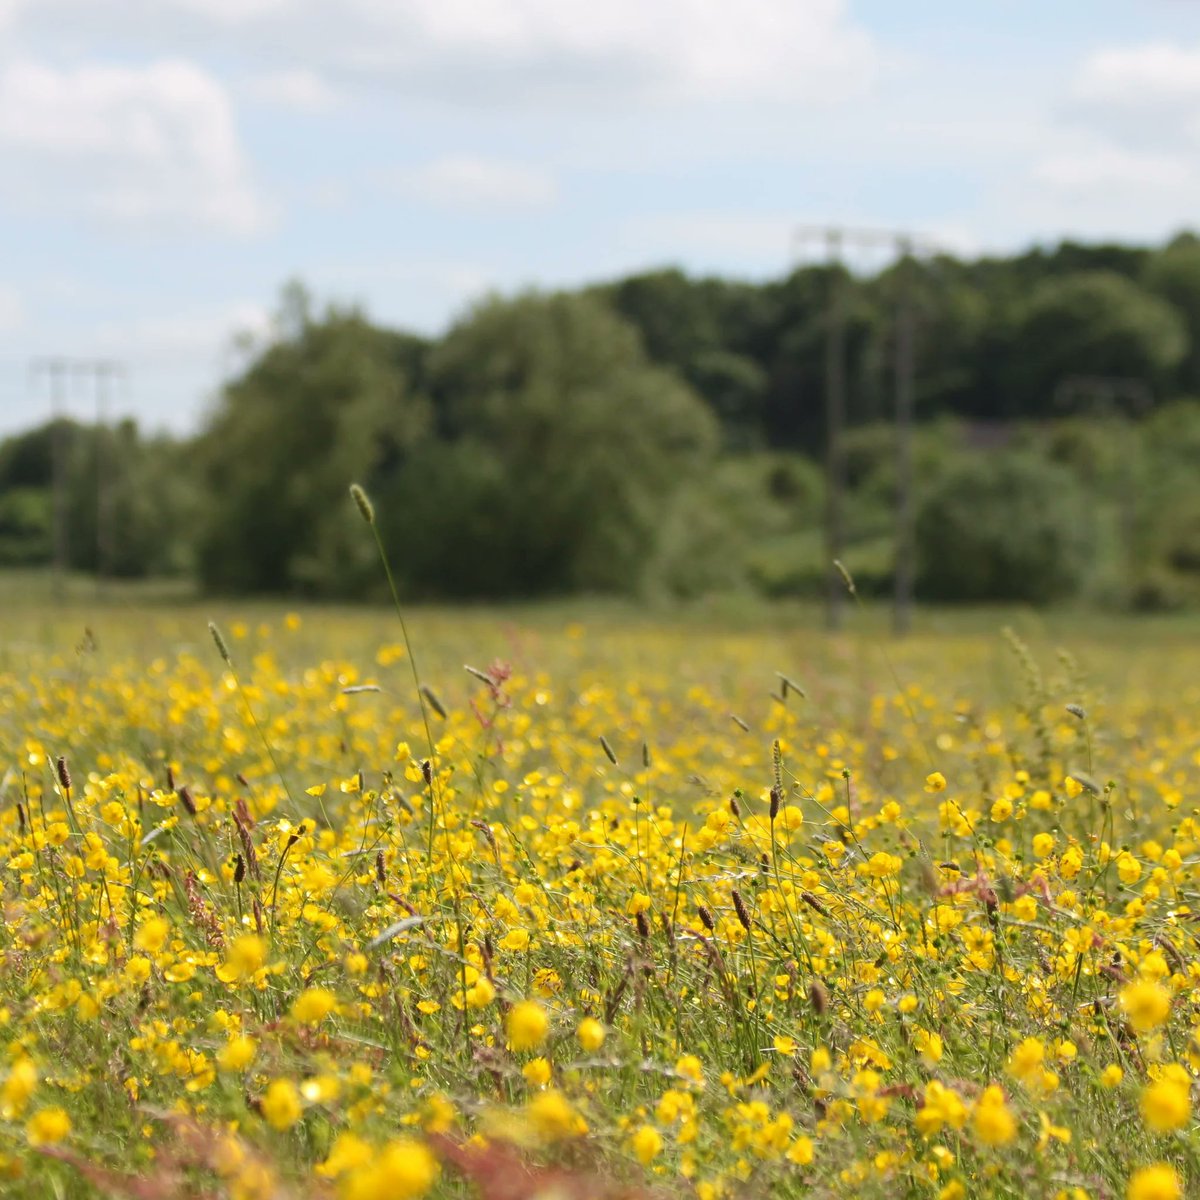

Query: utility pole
[30,357,127,602]
[892,241,917,635]
[793,226,937,633]
[30,358,71,602]
[824,229,847,631]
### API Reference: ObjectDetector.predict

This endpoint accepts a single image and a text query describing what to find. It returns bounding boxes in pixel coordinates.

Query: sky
[3,0,1200,436]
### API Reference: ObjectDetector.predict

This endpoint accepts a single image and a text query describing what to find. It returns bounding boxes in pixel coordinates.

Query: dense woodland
[7,233,1200,608]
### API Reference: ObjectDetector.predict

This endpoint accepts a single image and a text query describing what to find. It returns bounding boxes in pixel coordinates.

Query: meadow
[2,562,1200,1199]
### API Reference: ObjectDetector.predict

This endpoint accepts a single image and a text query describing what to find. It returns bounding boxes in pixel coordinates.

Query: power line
[792,226,939,634]
[28,357,128,602]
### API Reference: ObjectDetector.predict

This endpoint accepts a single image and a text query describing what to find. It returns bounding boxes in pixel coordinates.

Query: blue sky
[3,0,1200,435]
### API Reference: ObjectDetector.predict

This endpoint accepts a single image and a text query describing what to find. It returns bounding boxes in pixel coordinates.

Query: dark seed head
[208,621,231,665]
[808,978,829,1016]
[732,889,752,932]
[420,685,447,720]
[56,755,71,792]
[698,904,716,932]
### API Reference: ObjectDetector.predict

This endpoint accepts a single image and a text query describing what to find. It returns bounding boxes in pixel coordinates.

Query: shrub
[915,452,1094,603]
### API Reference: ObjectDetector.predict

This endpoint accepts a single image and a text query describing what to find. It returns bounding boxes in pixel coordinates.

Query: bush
[0,487,51,565]
[915,452,1094,604]
[644,453,821,599]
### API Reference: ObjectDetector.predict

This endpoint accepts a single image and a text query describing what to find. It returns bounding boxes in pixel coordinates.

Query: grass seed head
[208,621,232,665]
[349,482,375,525]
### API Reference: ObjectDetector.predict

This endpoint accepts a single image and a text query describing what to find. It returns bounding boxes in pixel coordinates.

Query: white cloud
[2,0,289,24]
[973,40,1200,246]
[1065,41,1200,153]
[167,0,291,20]
[344,0,878,104]
[4,0,877,107]
[0,57,271,234]
[395,156,558,210]
[994,150,1200,246]
[244,68,340,112]
[1072,43,1200,112]
[1033,145,1196,193]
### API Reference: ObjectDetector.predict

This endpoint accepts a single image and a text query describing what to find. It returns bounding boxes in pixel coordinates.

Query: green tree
[1145,235,1200,392]
[1008,271,1187,411]
[0,419,195,577]
[0,487,51,565]
[598,269,770,449]
[418,290,720,595]
[915,451,1094,604]
[196,289,431,595]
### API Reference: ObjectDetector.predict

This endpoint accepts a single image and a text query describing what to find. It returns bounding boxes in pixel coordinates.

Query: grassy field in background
[1,568,1200,1198]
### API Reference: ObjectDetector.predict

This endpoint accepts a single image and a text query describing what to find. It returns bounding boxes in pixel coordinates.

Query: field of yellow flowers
[2,572,1200,1197]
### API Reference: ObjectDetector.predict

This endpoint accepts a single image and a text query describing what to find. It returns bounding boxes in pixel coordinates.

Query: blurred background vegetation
[8,233,1200,611]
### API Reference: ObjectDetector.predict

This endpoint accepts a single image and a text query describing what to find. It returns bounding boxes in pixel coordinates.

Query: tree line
[6,232,1200,608]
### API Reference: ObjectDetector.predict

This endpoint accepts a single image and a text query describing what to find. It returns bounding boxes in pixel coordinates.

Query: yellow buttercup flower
[1120,980,1171,1034]
[1141,1075,1190,1133]
[972,1086,1017,1147]
[1006,1037,1045,1084]
[526,1089,583,1140]
[631,1124,663,1165]
[577,1018,606,1052]
[506,1001,549,1052]
[133,915,169,954]
[291,987,339,1024]
[261,1080,302,1131]
[217,1034,257,1073]
[1128,1164,1182,1200]
[1,1060,37,1119]
[339,1138,437,1200]
[25,1107,70,1147]
[216,934,267,984]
